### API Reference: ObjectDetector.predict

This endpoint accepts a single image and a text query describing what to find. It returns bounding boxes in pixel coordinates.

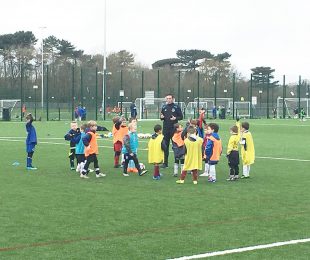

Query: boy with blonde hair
[240,122,255,178]
[64,121,79,170]
[176,125,203,185]
[80,120,106,179]
[122,123,147,177]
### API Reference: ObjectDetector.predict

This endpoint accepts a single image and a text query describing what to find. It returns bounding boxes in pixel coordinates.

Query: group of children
[147,117,255,184]
[25,111,255,184]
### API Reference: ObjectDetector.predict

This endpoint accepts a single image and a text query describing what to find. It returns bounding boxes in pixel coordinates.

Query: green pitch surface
[1,119,310,259]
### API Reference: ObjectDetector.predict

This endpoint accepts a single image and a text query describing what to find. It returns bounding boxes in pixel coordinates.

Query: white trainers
[88,168,94,173]
[80,174,89,179]
[96,173,106,178]
[123,173,130,177]
[199,172,209,177]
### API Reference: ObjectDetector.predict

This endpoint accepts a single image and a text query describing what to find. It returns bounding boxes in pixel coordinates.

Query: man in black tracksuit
[160,94,183,168]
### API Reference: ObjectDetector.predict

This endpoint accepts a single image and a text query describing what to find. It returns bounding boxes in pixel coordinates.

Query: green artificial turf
[0,119,310,259]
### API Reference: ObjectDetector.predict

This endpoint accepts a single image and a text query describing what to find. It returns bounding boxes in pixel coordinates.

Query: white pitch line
[1,138,310,162]
[256,156,310,162]
[167,238,310,260]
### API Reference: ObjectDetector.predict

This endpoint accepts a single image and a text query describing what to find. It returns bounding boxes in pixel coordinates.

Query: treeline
[0,30,284,104]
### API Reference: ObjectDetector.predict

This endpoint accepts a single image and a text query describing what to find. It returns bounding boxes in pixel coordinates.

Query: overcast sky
[2,0,309,83]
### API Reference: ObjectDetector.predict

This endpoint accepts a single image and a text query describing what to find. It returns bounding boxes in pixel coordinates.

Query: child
[199,123,211,177]
[80,120,106,179]
[122,123,147,177]
[75,123,87,174]
[25,113,37,170]
[127,117,138,173]
[197,107,206,138]
[205,123,222,183]
[148,124,166,180]
[176,126,203,184]
[171,123,186,177]
[240,122,255,179]
[64,121,79,170]
[226,125,240,181]
[112,116,128,168]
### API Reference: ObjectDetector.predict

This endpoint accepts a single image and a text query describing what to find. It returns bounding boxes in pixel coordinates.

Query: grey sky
[2,0,309,83]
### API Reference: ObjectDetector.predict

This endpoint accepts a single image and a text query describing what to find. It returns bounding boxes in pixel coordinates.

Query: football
[139,163,145,170]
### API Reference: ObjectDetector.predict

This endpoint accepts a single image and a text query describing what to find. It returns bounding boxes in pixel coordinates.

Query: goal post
[276,97,310,118]
[234,101,251,118]
[135,98,186,120]
[0,99,21,120]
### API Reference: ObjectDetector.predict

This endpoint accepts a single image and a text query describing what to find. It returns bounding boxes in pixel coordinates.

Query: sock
[243,165,249,177]
[209,165,216,180]
[80,162,85,173]
[204,163,210,174]
[114,156,119,166]
[154,165,160,177]
[180,170,187,180]
[70,160,74,168]
[27,157,32,167]
[95,168,100,175]
[192,169,198,181]
[174,163,178,175]
[247,165,251,176]
[180,164,184,174]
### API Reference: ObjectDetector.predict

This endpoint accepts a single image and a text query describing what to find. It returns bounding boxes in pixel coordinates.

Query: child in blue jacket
[26,113,37,170]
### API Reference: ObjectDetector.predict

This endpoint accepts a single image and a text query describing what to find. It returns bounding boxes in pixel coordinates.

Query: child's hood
[211,132,220,140]
[151,133,159,139]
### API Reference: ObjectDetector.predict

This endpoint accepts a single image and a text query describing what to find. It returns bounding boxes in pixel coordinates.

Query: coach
[160,94,183,168]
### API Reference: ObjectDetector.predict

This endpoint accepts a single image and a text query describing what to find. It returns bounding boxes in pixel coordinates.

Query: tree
[176,49,213,70]
[152,58,182,69]
[108,50,135,69]
[251,66,276,87]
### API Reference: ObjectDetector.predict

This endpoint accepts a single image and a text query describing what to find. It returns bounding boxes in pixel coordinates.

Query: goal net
[135,98,186,120]
[0,99,21,119]
[234,101,251,118]
[276,97,310,118]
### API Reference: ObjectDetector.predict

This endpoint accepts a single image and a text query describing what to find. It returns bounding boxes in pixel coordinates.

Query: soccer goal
[0,99,21,119]
[135,98,186,120]
[276,97,310,118]
[234,101,251,118]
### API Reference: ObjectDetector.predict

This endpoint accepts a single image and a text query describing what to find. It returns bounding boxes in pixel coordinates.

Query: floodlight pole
[102,0,107,121]
[39,27,47,112]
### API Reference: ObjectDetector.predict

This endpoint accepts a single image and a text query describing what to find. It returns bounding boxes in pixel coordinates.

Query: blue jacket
[205,132,221,164]
[122,132,138,154]
[26,120,37,145]
[75,132,86,154]
[64,129,80,147]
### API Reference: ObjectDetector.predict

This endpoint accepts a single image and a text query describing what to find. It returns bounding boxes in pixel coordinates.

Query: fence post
[298,75,301,118]
[95,67,98,120]
[282,75,286,119]
[232,73,235,119]
[46,65,49,121]
[197,71,200,118]
[250,74,253,118]
[178,70,181,105]
[214,72,217,108]
[20,62,24,121]
[267,74,270,119]
[71,65,75,121]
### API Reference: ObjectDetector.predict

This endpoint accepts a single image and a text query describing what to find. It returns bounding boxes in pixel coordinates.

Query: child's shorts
[114,141,122,152]
[26,143,36,153]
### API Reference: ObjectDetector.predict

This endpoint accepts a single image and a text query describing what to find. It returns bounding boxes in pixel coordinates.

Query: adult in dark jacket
[160,94,183,168]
